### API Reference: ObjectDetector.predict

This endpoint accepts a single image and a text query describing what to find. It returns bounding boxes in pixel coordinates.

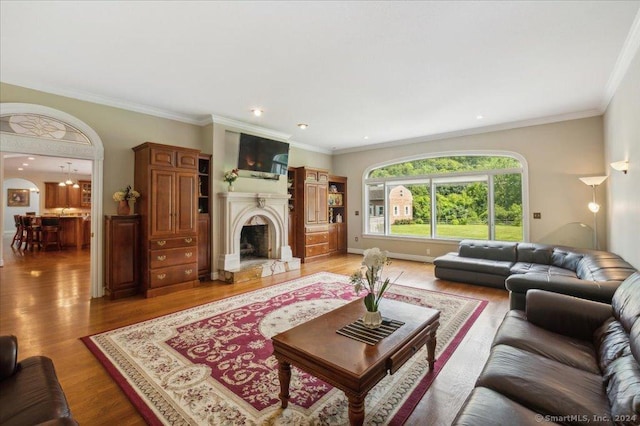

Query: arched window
[364,154,526,242]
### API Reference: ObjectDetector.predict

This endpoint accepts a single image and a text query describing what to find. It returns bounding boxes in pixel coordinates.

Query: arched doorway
[0,103,105,297]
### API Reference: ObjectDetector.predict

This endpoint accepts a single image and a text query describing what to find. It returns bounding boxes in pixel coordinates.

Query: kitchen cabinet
[133,142,200,297]
[44,181,90,208]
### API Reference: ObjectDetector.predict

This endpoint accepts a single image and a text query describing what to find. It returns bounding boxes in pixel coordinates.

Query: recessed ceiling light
[252,109,263,117]
[297,123,309,129]
[364,136,369,140]
[476,115,484,120]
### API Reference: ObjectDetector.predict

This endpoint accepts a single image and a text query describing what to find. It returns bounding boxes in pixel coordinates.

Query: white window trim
[362,150,530,242]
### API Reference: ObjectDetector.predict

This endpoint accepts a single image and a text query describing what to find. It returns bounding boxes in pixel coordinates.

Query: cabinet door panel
[176,172,197,234]
[177,152,198,169]
[151,169,175,236]
[67,186,81,207]
[317,184,328,223]
[150,147,175,167]
[306,183,318,223]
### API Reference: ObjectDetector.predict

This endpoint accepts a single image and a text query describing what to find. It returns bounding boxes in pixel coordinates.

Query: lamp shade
[610,160,629,173]
[579,176,608,186]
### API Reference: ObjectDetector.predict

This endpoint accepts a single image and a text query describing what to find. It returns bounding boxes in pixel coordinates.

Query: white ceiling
[1,1,639,154]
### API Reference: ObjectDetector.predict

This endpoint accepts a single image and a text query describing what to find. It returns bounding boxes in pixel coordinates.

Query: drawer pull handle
[157,255,166,261]
[185,269,193,275]
[184,237,193,243]
[185,252,193,258]
[157,240,166,246]
[157,273,166,280]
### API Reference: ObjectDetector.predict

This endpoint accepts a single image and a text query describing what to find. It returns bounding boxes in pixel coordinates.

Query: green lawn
[390,223,522,241]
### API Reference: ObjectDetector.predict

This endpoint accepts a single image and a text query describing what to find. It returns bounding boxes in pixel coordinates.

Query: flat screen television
[237,133,289,176]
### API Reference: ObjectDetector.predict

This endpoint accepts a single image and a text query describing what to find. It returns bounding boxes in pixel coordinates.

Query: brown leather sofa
[0,335,77,425]
[453,272,640,425]
[433,240,636,309]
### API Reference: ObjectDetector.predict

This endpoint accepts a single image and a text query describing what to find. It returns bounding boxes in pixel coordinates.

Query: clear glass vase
[362,310,382,329]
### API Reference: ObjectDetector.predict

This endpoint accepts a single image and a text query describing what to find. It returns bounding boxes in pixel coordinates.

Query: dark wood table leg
[426,326,437,370]
[347,394,365,426]
[277,359,291,408]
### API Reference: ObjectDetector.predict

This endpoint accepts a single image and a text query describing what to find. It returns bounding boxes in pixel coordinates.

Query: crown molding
[1,79,209,125]
[333,109,602,155]
[209,114,291,141]
[288,139,333,155]
[601,8,640,111]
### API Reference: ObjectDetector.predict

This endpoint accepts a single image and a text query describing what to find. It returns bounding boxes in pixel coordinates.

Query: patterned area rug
[82,272,486,425]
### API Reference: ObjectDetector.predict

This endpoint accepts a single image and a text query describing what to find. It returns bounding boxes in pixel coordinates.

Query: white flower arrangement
[350,247,400,312]
[112,185,140,202]
[224,168,239,184]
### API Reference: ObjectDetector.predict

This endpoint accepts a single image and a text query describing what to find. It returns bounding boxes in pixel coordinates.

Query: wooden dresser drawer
[149,262,198,288]
[150,236,197,250]
[305,243,329,258]
[150,246,197,269]
[305,231,329,245]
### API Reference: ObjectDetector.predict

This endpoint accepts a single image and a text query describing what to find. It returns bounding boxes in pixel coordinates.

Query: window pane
[369,156,520,178]
[494,173,523,241]
[366,183,385,234]
[435,181,488,239]
[389,183,431,237]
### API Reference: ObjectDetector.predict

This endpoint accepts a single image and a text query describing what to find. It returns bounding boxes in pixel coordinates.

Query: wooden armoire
[290,167,347,262]
[133,142,200,297]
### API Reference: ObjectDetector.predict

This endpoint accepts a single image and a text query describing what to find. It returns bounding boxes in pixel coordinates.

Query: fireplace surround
[218,192,299,282]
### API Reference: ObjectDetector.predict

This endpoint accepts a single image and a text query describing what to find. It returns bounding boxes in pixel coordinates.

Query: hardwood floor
[0,235,509,425]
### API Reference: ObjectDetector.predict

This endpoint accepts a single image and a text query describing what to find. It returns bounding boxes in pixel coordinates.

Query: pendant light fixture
[65,162,73,185]
[58,165,66,186]
[72,169,80,189]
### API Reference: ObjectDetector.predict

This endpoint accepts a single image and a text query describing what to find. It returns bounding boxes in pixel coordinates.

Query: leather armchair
[0,335,77,426]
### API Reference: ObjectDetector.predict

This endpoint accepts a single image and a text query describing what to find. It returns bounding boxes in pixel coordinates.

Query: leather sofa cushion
[453,387,560,426]
[603,352,640,424]
[434,253,513,276]
[611,272,640,333]
[458,239,518,262]
[492,311,599,374]
[510,262,577,277]
[595,318,631,372]
[515,243,553,265]
[476,345,612,425]
[0,356,72,426]
[551,248,584,272]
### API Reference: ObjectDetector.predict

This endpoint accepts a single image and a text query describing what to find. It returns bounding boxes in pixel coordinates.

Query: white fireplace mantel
[218,192,292,271]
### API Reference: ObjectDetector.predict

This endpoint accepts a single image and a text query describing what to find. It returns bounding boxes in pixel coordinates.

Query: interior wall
[0,83,204,215]
[333,116,606,260]
[604,47,640,270]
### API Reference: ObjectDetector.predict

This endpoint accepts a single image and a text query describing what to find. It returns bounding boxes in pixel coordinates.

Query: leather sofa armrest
[525,290,613,341]
[0,335,18,380]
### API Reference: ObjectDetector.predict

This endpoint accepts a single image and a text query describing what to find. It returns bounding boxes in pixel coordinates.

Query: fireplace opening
[240,223,270,261]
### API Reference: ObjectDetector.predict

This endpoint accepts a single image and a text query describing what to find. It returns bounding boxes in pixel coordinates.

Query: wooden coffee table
[271,298,440,425]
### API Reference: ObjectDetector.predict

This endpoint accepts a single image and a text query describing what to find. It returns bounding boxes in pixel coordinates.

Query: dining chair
[40,217,62,251]
[19,215,41,250]
[11,215,23,248]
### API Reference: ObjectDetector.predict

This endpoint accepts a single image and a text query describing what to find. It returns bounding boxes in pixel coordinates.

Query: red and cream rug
[82,272,486,425]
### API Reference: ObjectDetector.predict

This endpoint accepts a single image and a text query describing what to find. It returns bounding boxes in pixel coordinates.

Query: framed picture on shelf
[328,193,343,206]
[7,188,30,207]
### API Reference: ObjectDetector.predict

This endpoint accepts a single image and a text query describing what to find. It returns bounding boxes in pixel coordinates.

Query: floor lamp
[578,176,607,249]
